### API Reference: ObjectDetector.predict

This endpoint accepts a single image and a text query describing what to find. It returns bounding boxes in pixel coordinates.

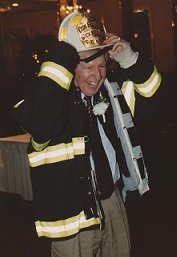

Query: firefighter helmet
[58,11,109,52]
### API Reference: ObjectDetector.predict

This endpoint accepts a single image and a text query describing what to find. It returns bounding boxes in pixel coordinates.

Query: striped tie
[84,95,114,200]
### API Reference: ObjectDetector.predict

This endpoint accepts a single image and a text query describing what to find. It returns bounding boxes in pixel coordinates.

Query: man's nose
[92,68,102,79]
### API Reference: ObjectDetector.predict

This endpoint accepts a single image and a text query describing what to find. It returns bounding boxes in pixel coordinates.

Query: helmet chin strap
[79,45,112,63]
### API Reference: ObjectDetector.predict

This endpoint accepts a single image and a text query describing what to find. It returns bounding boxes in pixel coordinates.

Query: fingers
[104,33,128,56]
[104,33,121,45]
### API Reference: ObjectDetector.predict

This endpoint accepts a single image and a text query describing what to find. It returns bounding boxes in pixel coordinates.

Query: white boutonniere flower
[93,92,109,123]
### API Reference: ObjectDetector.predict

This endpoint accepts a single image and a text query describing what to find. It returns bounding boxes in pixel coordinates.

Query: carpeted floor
[0,192,51,257]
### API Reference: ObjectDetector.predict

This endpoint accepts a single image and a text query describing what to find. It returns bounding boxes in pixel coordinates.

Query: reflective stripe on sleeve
[133,66,162,97]
[38,61,73,91]
[13,99,25,108]
[121,66,161,116]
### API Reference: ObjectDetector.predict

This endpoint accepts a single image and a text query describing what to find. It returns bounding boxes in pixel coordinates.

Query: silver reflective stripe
[28,137,85,167]
[38,61,73,90]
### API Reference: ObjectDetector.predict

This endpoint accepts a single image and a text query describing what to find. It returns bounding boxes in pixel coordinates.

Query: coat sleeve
[12,41,79,144]
[118,54,173,144]
[107,53,170,132]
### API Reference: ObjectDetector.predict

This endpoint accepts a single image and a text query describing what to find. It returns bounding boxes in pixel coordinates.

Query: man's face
[74,51,107,96]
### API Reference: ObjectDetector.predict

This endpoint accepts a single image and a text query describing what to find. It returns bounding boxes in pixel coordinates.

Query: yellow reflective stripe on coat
[121,66,161,116]
[38,61,73,91]
[121,81,136,115]
[28,137,85,167]
[13,99,24,108]
[35,210,100,238]
[31,138,51,151]
[133,66,161,97]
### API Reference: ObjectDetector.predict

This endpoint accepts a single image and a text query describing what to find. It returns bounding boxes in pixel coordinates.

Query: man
[13,11,162,257]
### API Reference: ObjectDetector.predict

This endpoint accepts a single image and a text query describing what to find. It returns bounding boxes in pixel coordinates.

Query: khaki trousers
[51,188,131,257]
